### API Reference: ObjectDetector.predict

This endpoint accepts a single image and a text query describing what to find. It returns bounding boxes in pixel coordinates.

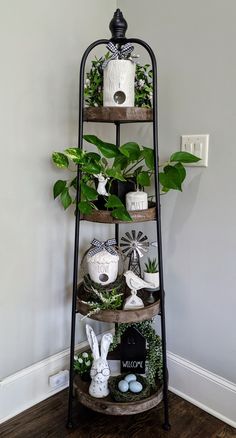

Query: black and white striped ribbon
[87,238,117,257]
[102,42,134,69]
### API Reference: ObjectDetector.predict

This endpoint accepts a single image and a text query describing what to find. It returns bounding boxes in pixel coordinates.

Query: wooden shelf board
[83,107,153,123]
[76,283,160,323]
[81,204,157,224]
[74,375,163,416]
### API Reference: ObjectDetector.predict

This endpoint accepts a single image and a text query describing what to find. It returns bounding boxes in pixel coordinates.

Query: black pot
[80,372,91,382]
[110,179,136,204]
[94,178,136,209]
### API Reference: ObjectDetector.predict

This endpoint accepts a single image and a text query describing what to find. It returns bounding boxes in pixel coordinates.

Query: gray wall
[118,0,236,383]
[0,0,116,378]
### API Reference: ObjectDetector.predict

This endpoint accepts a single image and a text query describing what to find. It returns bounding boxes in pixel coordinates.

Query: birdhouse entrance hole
[113,91,126,104]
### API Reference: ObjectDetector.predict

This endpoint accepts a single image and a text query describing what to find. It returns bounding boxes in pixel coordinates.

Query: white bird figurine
[123,270,155,310]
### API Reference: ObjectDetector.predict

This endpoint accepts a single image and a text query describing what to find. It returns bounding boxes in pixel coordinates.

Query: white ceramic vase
[143,271,159,291]
[126,191,148,211]
[103,60,135,107]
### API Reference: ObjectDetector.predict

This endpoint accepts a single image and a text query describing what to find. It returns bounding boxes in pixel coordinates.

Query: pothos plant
[52,135,200,222]
[110,320,162,388]
[84,54,153,108]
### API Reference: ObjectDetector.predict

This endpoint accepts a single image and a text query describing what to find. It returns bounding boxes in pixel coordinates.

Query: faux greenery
[74,351,93,375]
[144,258,159,273]
[84,53,153,108]
[110,320,163,388]
[52,135,200,221]
[81,287,124,319]
[83,274,125,297]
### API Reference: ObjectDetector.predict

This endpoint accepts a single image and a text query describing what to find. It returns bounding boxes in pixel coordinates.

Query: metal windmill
[120,230,150,276]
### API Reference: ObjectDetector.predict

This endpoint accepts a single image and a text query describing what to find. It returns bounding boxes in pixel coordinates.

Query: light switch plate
[181,134,209,167]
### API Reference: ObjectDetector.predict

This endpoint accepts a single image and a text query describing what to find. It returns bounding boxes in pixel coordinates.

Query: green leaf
[174,162,186,183]
[170,151,201,163]
[64,148,83,163]
[105,195,124,209]
[60,187,72,209]
[81,182,98,201]
[159,165,183,191]
[113,155,129,170]
[78,201,94,215]
[111,207,132,222]
[142,147,154,170]
[119,142,141,161]
[53,180,67,199]
[83,135,119,158]
[70,177,77,189]
[52,152,69,168]
[106,168,126,181]
[137,171,151,186]
[82,162,101,174]
[86,152,101,162]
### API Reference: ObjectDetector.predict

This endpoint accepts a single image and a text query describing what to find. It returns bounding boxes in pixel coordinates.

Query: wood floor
[0,390,235,438]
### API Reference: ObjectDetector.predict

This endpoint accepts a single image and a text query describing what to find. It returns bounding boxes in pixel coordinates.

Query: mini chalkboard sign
[120,327,147,374]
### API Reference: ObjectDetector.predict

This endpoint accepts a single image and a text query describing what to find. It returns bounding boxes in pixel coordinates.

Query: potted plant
[143,258,159,304]
[52,135,200,222]
[74,351,93,381]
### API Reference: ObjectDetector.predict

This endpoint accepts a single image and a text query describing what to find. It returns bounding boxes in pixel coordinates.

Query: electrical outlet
[181,134,209,167]
[49,370,69,388]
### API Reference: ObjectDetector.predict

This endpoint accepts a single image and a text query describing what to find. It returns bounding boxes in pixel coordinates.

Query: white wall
[118,0,236,384]
[0,0,116,379]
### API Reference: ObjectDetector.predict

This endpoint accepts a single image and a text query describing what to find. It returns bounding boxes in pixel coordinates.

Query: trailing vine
[110,320,163,388]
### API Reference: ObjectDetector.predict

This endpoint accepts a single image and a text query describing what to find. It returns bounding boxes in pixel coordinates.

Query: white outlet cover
[181,134,209,167]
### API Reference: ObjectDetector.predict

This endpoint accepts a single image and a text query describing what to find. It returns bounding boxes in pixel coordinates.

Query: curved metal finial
[109,9,127,40]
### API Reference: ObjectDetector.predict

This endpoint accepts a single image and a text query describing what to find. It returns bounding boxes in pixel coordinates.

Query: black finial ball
[109,9,128,40]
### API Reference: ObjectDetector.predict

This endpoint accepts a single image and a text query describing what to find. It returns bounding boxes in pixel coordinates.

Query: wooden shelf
[83,107,153,123]
[81,204,157,224]
[76,283,160,323]
[74,375,163,416]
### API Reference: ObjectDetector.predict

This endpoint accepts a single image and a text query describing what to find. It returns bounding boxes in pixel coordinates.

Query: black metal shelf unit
[67,9,170,431]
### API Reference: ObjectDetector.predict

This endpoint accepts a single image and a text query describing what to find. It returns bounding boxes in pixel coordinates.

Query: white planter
[126,191,148,211]
[87,249,119,285]
[103,60,135,107]
[143,271,159,291]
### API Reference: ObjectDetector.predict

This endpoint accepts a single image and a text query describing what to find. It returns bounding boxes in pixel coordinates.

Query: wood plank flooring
[0,390,235,438]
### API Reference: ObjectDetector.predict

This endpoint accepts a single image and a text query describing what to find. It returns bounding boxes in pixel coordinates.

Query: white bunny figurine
[86,324,113,398]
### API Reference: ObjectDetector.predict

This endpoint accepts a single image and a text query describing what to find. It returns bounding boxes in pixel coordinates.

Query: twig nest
[87,249,119,285]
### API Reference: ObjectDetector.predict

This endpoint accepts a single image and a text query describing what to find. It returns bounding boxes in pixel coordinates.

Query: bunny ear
[100,333,113,360]
[86,324,99,360]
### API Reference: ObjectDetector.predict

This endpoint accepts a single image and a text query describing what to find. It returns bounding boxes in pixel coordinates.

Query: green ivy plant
[84,54,153,108]
[52,135,200,222]
[110,320,163,388]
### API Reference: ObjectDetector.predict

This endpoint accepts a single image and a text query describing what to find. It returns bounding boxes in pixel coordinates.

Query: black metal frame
[67,10,170,431]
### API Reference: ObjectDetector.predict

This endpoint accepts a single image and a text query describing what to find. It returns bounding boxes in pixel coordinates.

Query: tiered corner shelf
[83,107,153,123]
[67,9,170,430]
[81,203,157,224]
[74,375,163,416]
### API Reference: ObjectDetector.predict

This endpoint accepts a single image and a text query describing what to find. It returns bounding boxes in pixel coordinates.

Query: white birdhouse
[103,60,135,107]
[87,249,119,285]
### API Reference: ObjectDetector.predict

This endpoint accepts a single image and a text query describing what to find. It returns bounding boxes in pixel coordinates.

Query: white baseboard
[0,331,109,425]
[167,351,236,428]
[1,346,235,428]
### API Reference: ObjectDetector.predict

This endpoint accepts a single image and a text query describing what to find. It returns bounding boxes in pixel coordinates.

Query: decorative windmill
[120,230,157,276]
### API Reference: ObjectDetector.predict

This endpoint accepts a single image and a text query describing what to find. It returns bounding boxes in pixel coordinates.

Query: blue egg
[129,381,143,393]
[118,380,129,393]
[124,374,137,383]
